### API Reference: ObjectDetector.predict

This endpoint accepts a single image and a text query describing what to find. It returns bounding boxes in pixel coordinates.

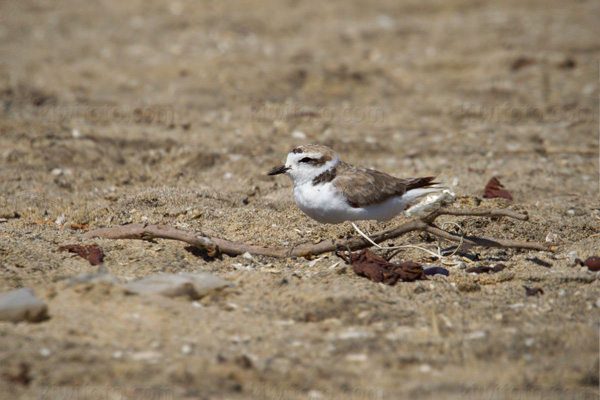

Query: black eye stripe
[299,157,313,163]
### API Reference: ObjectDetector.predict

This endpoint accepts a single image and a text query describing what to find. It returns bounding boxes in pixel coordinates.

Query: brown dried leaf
[511,57,535,71]
[483,177,513,201]
[337,249,426,285]
[58,244,105,265]
[69,223,89,230]
[2,363,30,386]
[524,286,544,296]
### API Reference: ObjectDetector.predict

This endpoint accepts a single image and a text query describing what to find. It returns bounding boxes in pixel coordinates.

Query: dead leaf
[483,177,513,200]
[337,249,426,285]
[58,244,105,265]
[511,57,535,71]
[69,223,89,230]
[524,286,544,296]
[2,363,30,386]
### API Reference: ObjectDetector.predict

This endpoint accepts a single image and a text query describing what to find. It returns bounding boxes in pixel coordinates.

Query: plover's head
[268,144,340,185]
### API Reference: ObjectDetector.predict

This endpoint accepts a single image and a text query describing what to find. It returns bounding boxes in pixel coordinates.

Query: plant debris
[57,244,105,265]
[483,177,513,201]
[511,57,536,71]
[466,264,507,274]
[2,363,31,386]
[336,249,426,285]
[524,286,544,296]
[570,258,585,268]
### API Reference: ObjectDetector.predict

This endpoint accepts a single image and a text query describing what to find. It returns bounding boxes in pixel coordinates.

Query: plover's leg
[351,222,383,248]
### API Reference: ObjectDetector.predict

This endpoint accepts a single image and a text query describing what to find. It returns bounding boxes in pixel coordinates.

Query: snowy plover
[268,144,444,224]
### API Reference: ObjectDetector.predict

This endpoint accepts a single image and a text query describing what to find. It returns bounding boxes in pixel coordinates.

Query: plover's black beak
[268,165,290,175]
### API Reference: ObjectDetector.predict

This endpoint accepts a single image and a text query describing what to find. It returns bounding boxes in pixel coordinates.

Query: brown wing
[333,162,437,208]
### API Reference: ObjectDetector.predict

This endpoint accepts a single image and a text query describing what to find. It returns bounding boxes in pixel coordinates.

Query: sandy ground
[1,0,599,398]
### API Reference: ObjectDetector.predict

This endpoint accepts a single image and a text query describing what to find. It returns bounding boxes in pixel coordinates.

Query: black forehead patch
[291,148,304,154]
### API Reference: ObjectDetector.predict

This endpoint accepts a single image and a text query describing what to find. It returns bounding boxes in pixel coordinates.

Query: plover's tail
[403,177,455,216]
[406,176,439,191]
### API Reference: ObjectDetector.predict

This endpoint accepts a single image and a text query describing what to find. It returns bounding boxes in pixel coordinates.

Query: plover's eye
[299,157,313,163]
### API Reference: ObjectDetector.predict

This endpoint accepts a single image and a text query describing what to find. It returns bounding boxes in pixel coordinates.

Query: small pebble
[291,130,307,139]
[457,262,466,270]
[493,264,507,272]
[424,266,449,277]
[584,256,600,272]
[181,344,193,355]
[345,353,368,362]
[419,364,432,373]
[40,348,52,357]
[0,287,48,323]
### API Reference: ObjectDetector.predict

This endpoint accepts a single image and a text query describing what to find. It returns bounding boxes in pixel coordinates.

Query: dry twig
[81,206,554,259]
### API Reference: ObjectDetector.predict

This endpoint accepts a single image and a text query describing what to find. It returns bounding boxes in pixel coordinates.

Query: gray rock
[63,265,119,286]
[125,273,233,299]
[0,287,48,323]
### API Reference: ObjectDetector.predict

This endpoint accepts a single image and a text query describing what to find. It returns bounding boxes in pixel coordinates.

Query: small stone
[493,264,507,272]
[457,262,466,270]
[545,232,559,243]
[457,282,480,292]
[566,209,576,216]
[131,351,162,361]
[0,287,49,323]
[291,130,307,139]
[241,252,253,261]
[419,364,432,373]
[63,265,117,286]
[40,348,51,357]
[465,331,487,340]
[424,266,449,277]
[345,353,368,362]
[584,256,600,272]
[125,273,233,299]
[181,344,193,355]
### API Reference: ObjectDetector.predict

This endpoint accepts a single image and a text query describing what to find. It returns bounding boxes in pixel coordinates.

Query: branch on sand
[81,207,555,259]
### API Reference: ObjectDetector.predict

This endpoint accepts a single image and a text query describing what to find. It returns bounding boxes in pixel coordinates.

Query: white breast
[293,182,417,224]
[293,182,352,224]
